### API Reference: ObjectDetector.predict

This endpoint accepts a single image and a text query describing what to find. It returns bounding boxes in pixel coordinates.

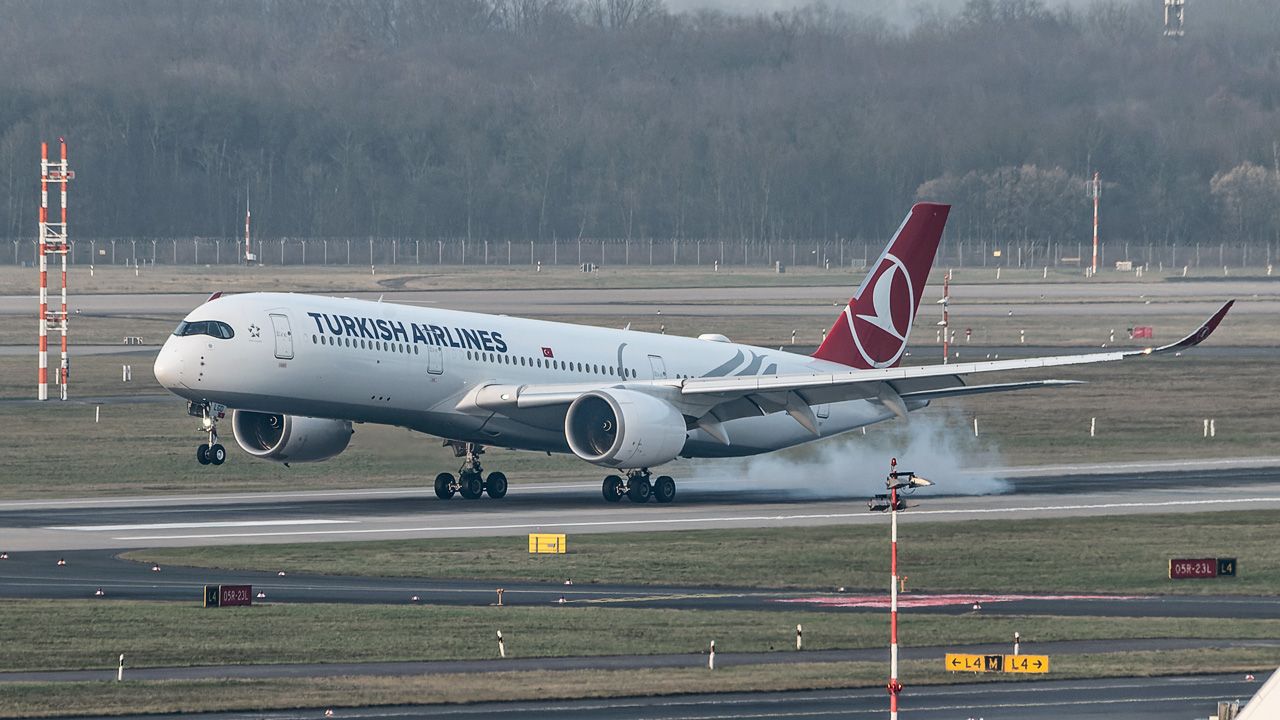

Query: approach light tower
[869,458,933,720]
[37,140,73,401]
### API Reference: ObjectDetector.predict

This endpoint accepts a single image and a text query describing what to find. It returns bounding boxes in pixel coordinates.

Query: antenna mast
[38,140,73,401]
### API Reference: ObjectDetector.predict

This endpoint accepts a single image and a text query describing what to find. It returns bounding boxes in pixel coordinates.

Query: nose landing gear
[189,401,226,466]
[435,441,507,500]
[602,469,676,503]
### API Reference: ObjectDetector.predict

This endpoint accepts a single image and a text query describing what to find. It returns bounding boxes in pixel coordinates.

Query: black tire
[434,473,456,500]
[602,475,625,502]
[627,477,652,503]
[196,444,211,465]
[459,472,483,499]
[485,472,508,499]
[209,444,226,465]
[654,475,676,503]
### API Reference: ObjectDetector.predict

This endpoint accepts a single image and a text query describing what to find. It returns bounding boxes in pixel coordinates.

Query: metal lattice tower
[38,140,73,401]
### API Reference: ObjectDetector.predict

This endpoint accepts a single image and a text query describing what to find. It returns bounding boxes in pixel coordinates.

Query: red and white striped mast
[38,139,73,401]
[870,458,932,720]
[889,459,903,718]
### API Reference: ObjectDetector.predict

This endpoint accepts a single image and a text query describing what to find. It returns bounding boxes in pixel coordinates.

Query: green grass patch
[130,511,1280,595]
[3,649,1277,718]
[3,598,1278,673]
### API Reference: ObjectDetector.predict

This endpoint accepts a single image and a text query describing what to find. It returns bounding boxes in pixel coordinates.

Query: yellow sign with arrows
[944,654,986,672]
[1004,654,1049,673]
[945,653,1049,674]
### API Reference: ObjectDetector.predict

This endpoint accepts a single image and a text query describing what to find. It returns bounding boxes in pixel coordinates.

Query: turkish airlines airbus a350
[153,203,1233,504]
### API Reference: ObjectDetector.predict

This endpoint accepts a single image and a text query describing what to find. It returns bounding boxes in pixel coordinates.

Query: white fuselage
[154,292,903,463]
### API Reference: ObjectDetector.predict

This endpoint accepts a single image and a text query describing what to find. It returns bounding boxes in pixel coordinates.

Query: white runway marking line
[50,519,358,532]
[111,495,1280,540]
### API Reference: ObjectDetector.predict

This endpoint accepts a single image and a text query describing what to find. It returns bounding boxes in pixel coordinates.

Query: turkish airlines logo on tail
[847,252,915,368]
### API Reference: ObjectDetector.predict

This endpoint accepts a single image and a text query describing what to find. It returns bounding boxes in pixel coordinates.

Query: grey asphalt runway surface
[4,461,1280,551]
[34,673,1271,719]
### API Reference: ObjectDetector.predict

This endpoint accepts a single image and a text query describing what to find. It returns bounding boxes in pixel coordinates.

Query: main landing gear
[603,469,676,504]
[435,441,507,500]
[188,401,226,466]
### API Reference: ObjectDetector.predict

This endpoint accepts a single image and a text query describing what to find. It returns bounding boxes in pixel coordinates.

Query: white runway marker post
[117,653,123,681]
[796,624,803,651]
[497,630,505,658]
[709,640,715,669]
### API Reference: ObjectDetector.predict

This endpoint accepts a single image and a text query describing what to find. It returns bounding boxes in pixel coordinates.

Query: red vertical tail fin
[812,203,949,369]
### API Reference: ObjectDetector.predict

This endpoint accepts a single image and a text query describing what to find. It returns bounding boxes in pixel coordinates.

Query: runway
[2,462,1279,552]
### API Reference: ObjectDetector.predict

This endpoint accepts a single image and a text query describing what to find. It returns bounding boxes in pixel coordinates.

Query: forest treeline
[0,0,1278,247]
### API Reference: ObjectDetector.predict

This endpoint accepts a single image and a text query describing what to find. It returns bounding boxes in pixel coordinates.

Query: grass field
[4,648,1275,718]
[22,599,1279,672]
[130,511,1280,595]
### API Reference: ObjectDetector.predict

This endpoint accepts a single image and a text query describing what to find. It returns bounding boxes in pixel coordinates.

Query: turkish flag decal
[541,347,554,358]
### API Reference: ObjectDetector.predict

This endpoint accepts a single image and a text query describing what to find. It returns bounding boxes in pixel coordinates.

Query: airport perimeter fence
[3,236,1276,272]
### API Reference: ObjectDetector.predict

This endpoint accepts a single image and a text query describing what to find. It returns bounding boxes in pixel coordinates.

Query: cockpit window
[173,320,235,339]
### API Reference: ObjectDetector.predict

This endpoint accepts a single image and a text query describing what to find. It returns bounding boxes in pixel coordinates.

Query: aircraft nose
[153,339,184,388]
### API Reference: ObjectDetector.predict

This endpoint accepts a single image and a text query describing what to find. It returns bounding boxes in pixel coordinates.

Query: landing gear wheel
[196,444,211,465]
[459,472,484,499]
[627,477,652,503]
[485,472,508,499]
[434,473,456,500]
[603,475,625,502]
[653,475,676,503]
[208,444,226,466]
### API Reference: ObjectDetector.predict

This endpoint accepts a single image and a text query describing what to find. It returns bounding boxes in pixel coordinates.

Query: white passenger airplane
[154,203,1233,503]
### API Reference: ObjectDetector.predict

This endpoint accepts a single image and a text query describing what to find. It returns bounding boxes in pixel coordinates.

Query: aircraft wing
[468,300,1232,434]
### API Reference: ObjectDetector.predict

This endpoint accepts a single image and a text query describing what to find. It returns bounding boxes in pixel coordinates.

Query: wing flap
[899,379,1085,402]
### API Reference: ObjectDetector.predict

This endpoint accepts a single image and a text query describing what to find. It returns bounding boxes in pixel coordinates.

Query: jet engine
[231,410,353,463]
[565,389,687,468]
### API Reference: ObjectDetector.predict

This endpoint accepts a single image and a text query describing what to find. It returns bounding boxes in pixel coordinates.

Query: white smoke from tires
[685,410,1010,499]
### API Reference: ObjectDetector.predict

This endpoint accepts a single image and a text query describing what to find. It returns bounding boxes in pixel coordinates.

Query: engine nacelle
[232,410,353,464]
[565,389,687,469]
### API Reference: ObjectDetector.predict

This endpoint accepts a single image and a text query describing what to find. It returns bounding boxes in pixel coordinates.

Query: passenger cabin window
[173,320,234,339]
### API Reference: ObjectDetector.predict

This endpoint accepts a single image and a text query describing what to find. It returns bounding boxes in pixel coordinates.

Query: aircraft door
[648,355,667,379]
[270,313,294,359]
[426,346,443,374]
